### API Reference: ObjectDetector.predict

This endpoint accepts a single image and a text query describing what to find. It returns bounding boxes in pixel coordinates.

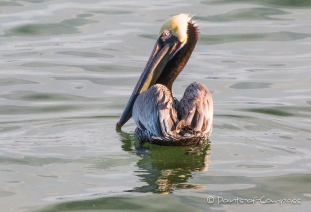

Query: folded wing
[177,82,213,136]
[132,82,213,146]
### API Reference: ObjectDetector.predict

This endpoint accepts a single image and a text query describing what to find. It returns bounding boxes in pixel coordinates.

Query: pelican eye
[161,30,172,42]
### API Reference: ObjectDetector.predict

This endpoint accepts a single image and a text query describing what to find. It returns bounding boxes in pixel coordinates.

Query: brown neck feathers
[155,22,198,91]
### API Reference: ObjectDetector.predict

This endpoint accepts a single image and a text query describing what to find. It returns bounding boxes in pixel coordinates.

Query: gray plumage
[116,15,214,145]
[132,82,213,146]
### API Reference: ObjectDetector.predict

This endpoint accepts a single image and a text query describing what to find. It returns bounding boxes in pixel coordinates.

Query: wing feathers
[178,82,213,136]
[133,84,178,139]
[132,82,213,145]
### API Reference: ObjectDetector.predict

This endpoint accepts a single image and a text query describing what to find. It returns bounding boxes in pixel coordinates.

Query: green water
[0,0,311,211]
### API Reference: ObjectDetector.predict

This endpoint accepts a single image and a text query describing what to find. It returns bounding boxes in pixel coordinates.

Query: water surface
[0,0,311,211]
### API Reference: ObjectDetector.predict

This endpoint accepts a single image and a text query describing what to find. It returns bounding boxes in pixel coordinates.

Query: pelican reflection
[118,130,212,193]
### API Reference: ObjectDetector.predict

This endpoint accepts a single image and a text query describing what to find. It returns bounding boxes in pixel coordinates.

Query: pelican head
[159,13,192,49]
[117,14,198,129]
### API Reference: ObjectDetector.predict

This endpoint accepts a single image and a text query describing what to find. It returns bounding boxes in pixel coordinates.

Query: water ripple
[0,0,311,211]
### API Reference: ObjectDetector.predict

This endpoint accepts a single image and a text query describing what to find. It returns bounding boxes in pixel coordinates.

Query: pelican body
[117,14,213,146]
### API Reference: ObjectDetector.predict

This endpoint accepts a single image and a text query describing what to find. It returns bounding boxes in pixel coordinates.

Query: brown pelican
[117,14,213,146]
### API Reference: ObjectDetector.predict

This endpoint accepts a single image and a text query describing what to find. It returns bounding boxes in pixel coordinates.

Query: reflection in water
[117,130,212,194]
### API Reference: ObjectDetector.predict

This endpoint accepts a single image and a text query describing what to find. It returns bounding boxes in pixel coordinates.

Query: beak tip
[116,122,122,131]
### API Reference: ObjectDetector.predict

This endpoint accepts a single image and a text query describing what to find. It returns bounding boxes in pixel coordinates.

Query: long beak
[117,36,180,129]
